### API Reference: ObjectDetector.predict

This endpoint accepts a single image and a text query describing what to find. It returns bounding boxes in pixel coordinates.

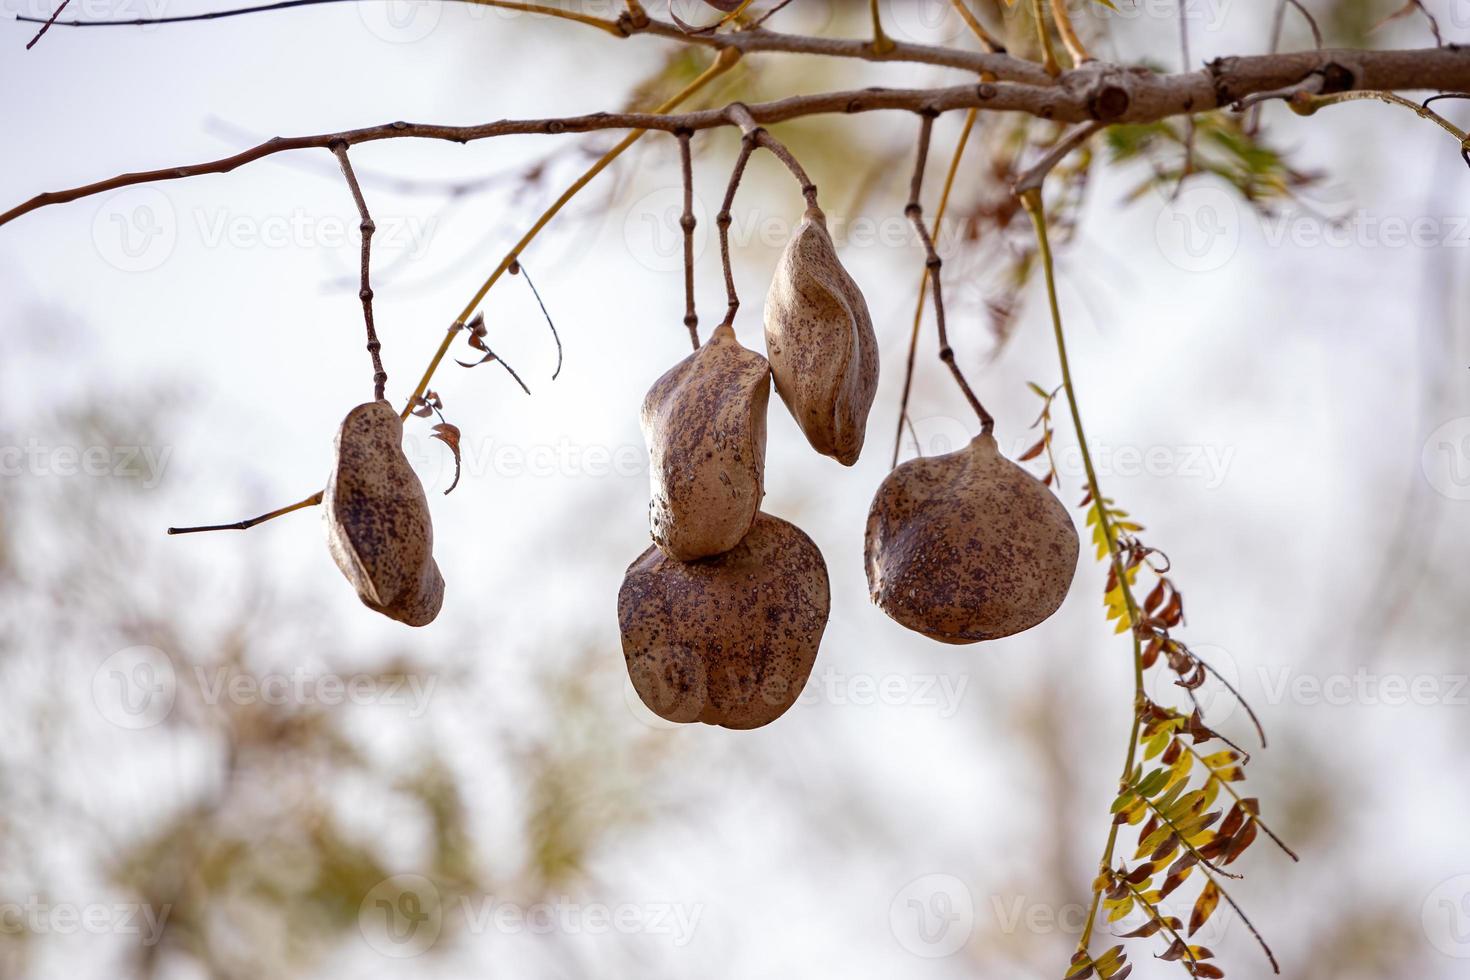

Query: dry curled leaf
[431,421,462,495]
[865,432,1079,643]
[764,207,879,466]
[618,512,829,730]
[324,400,445,627]
[641,322,770,561]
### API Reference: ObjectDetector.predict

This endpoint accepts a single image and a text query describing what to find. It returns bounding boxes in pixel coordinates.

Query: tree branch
[4,45,1466,230]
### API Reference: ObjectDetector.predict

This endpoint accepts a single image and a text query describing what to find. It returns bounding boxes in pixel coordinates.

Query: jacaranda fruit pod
[642,323,771,561]
[325,400,445,627]
[618,512,830,730]
[865,432,1078,643]
[763,207,879,466]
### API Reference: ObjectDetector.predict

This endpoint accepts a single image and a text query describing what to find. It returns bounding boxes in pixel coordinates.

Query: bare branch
[6,46,1468,230]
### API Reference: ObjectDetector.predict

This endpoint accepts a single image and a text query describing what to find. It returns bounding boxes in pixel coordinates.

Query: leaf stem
[1022,187,1146,958]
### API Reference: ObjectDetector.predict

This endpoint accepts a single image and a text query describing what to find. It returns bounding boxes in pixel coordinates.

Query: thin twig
[893,107,977,469]
[331,142,387,402]
[509,260,561,379]
[24,0,71,49]
[677,129,699,350]
[167,490,324,535]
[19,0,626,34]
[716,137,757,328]
[905,112,994,434]
[948,0,1004,54]
[1013,121,1103,194]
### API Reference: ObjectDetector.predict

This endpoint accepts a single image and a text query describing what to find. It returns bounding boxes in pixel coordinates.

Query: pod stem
[331,142,387,402]
[716,135,757,329]
[726,103,819,211]
[167,490,324,536]
[677,129,700,350]
[892,106,977,469]
[903,111,994,437]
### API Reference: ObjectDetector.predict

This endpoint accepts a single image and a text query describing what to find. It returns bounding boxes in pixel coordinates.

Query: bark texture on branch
[2,45,1467,228]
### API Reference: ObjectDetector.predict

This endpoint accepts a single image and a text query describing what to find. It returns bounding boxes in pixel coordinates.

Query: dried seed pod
[865,433,1078,643]
[324,400,445,627]
[642,323,771,561]
[763,207,879,466]
[618,512,830,730]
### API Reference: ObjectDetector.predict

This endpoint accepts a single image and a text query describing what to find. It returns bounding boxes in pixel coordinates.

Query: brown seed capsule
[642,323,771,561]
[865,433,1078,643]
[764,207,879,466]
[324,400,445,627]
[618,512,830,730]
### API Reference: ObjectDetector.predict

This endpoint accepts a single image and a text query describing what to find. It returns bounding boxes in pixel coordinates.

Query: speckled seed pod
[642,323,771,561]
[324,400,445,627]
[618,512,830,730]
[763,208,879,466]
[865,433,1078,644]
